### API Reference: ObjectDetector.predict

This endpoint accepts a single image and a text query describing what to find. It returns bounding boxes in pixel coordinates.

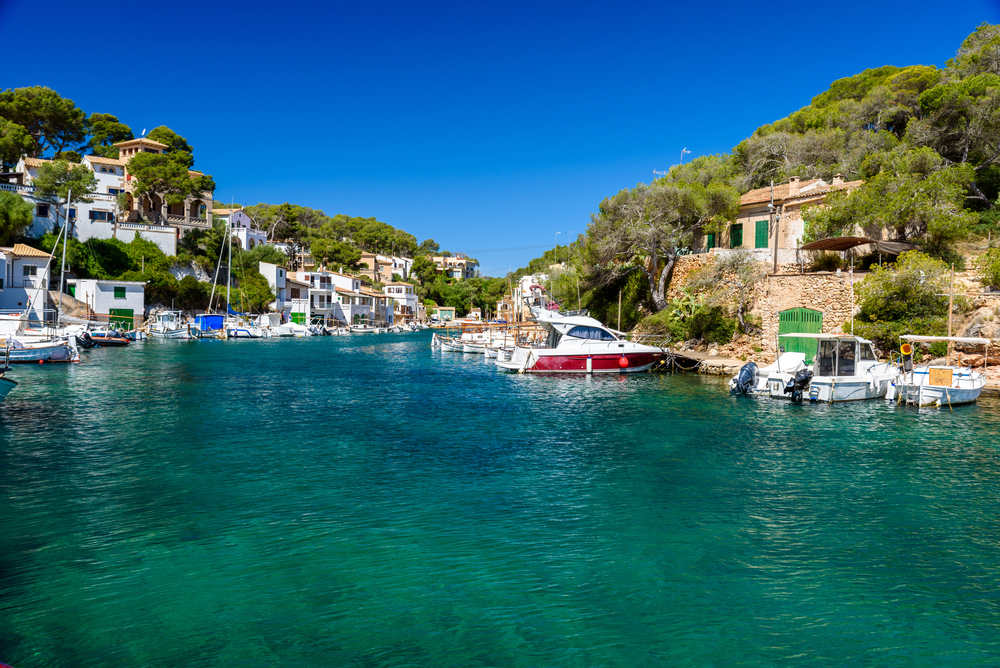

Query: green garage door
[109,308,134,329]
[778,307,823,363]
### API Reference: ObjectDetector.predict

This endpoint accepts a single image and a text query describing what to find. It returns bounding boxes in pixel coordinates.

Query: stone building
[694,175,863,267]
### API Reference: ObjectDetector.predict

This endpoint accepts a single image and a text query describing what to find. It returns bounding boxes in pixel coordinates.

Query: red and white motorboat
[494,310,662,374]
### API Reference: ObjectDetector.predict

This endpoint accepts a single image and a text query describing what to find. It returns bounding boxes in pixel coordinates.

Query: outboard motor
[76,332,94,349]
[783,368,814,402]
[731,362,758,394]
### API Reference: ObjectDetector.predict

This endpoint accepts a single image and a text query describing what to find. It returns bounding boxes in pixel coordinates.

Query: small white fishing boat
[887,335,989,407]
[350,324,376,333]
[484,346,499,359]
[734,334,896,402]
[149,311,195,339]
[463,342,485,354]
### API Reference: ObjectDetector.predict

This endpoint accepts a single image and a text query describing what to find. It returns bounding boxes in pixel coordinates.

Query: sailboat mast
[227,218,232,311]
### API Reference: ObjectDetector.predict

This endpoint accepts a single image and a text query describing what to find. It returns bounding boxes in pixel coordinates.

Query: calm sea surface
[2,332,1000,667]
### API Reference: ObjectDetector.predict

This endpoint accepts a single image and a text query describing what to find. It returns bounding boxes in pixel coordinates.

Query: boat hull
[150,327,194,339]
[2,342,78,363]
[498,351,660,374]
[0,375,16,402]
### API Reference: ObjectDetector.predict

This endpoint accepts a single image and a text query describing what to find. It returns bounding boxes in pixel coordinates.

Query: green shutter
[777,308,823,363]
[755,220,769,248]
[730,224,743,248]
[706,233,715,251]
[114,286,126,299]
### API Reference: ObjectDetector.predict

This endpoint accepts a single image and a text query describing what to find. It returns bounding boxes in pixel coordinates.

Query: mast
[57,188,71,326]
[227,217,232,313]
[947,264,955,366]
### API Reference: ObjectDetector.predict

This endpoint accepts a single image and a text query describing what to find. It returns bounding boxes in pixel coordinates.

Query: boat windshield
[566,325,616,341]
[860,343,876,361]
[835,340,856,376]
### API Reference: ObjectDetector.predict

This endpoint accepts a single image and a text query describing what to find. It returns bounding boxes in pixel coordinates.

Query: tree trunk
[650,252,677,312]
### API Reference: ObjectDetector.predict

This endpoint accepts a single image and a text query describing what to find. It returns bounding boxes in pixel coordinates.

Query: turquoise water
[2,333,1000,667]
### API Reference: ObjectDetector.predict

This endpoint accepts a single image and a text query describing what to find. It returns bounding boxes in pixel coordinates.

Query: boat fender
[619,356,628,369]
[38,359,43,364]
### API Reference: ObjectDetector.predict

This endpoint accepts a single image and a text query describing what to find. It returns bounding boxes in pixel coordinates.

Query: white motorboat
[887,335,989,407]
[149,311,195,339]
[494,311,662,374]
[462,342,485,354]
[734,333,896,402]
[350,324,376,333]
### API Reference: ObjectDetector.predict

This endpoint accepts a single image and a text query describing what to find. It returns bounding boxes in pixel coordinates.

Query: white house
[70,279,145,328]
[229,211,268,250]
[383,282,418,324]
[0,243,54,322]
[12,155,179,255]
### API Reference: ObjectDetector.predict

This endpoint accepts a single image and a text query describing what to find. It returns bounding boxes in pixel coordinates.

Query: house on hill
[695,175,863,266]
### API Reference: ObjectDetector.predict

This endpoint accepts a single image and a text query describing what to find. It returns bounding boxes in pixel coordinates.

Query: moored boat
[149,311,195,339]
[748,333,895,402]
[494,311,662,374]
[887,335,989,407]
[0,365,16,402]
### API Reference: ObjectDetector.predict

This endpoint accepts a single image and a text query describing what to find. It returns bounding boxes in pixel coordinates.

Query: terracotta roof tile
[85,155,125,166]
[8,243,53,258]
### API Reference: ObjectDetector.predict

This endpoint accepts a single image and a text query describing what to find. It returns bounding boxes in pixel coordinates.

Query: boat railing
[627,333,673,349]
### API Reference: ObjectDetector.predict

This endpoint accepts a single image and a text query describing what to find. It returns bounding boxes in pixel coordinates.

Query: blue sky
[4,0,999,275]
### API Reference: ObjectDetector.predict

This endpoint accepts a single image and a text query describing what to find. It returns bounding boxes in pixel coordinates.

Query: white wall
[74,280,145,316]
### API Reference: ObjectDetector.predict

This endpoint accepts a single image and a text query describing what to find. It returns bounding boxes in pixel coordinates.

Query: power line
[459,244,558,254]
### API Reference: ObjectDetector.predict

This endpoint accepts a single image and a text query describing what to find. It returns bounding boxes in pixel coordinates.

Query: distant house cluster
[5,137,216,256]
[432,253,477,279]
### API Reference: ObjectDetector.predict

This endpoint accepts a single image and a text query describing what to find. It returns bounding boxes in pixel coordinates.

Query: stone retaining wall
[755,272,857,354]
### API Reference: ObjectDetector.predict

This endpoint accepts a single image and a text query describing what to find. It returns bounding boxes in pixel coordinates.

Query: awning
[799,236,920,254]
[900,335,990,346]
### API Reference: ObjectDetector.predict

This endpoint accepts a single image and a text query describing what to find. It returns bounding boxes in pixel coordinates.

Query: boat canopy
[777,333,869,340]
[900,335,990,346]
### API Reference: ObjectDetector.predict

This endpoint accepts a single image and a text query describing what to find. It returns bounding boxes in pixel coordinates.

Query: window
[108,188,120,195]
[291,287,300,298]
[755,220,769,249]
[860,343,876,361]
[566,325,616,341]
[89,211,113,221]
[68,207,77,220]
[114,286,126,299]
[0,279,4,289]
[22,265,36,276]
[36,203,49,217]
[730,224,743,248]
[706,232,715,251]
[101,167,107,173]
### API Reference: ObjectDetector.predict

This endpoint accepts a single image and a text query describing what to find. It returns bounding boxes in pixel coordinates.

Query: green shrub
[686,306,736,345]
[850,316,948,355]
[977,247,1000,289]
[809,251,844,272]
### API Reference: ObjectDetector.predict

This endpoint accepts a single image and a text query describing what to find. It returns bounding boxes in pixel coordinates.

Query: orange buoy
[38,359,44,364]
[619,356,628,368]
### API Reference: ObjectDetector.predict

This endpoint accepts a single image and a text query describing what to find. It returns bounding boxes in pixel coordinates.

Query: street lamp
[680,147,691,164]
